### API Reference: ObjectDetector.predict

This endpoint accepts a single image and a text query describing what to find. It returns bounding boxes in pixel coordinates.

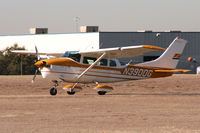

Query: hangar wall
[100,32,200,73]
[0,32,99,52]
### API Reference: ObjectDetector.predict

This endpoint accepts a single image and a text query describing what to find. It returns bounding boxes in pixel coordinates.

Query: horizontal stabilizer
[154,69,191,73]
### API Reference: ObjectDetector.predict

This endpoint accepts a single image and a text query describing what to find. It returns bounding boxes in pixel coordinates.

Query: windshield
[61,51,81,62]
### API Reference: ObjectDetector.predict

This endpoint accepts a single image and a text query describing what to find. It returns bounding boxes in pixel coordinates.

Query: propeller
[32,46,40,83]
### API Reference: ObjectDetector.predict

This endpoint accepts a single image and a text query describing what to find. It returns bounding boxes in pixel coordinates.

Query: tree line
[0,44,37,75]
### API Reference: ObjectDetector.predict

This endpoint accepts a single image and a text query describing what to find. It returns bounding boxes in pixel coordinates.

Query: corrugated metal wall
[100,32,200,73]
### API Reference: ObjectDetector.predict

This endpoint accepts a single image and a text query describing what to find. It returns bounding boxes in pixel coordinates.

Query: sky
[0,0,200,35]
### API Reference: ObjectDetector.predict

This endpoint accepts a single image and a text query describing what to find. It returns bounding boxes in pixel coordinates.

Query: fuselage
[35,58,173,83]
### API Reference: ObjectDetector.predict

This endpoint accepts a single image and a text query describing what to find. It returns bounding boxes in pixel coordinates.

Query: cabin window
[120,61,126,66]
[110,60,117,67]
[99,59,108,66]
[83,56,97,65]
[70,54,81,62]
[61,51,81,62]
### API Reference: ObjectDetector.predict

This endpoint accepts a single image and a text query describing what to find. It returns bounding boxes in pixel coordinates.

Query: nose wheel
[50,87,57,95]
[50,80,58,96]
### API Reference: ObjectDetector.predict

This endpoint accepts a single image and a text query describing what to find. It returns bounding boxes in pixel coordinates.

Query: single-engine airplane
[12,37,190,95]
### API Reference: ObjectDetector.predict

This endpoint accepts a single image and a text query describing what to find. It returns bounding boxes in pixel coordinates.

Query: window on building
[143,56,159,62]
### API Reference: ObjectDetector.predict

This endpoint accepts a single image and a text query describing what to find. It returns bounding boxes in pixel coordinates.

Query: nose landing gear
[50,87,57,95]
[50,80,58,96]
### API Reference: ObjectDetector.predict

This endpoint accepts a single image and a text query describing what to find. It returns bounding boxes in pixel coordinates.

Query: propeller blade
[35,46,40,61]
[32,69,38,83]
[32,46,40,83]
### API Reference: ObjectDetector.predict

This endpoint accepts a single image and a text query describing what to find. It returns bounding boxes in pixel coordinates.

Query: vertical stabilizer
[136,37,187,69]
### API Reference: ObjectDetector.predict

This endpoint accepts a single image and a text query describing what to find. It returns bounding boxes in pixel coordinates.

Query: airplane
[12,37,190,96]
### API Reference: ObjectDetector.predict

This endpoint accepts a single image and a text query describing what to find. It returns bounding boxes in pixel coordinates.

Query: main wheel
[67,91,75,95]
[98,91,106,95]
[50,87,57,95]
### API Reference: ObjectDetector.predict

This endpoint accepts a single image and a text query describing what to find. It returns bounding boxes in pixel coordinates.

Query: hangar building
[99,31,200,74]
[0,28,199,73]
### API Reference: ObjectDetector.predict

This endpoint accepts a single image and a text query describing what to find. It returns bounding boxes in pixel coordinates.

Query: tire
[67,91,75,95]
[98,91,106,95]
[50,88,57,96]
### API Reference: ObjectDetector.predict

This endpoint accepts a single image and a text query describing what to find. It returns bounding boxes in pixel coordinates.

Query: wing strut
[72,52,106,88]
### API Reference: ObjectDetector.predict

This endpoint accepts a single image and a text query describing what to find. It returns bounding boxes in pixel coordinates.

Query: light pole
[20,55,23,76]
[74,17,80,32]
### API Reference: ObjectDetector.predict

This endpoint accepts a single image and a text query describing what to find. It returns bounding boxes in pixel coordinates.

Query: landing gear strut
[50,80,58,96]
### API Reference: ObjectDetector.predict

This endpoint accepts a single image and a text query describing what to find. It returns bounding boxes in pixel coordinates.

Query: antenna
[99,42,103,49]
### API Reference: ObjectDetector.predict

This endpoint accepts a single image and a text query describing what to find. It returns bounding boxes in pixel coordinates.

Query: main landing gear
[97,91,107,95]
[63,85,82,95]
[94,85,113,95]
[50,80,58,96]
[67,91,76,95]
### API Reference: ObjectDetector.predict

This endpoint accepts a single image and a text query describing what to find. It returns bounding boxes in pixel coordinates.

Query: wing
[79,45,165,59]
[11,50,64,57]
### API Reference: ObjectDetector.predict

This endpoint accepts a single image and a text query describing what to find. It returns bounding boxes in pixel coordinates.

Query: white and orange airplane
[12,37,190,95]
